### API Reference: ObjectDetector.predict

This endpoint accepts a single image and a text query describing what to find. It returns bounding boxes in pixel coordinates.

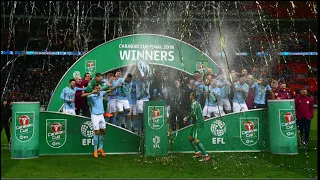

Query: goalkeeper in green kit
[183,91,211,162]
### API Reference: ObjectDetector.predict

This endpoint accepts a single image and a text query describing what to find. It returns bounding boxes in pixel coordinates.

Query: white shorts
[202,105,225,118]
[137,99,148,114]
[128,104,137,116]
[116,99,130,112]
[108,99,117,113]
[63,108,75,115]
[233,102,248,113]
[91,114,106,130]
[219,99,232,111]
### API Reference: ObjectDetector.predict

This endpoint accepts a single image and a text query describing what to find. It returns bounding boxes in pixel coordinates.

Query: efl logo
[19,115,30,126]
[284,112,293,123]
[51,122,62,133]
[152,109,160,117]
[210,120,226,145]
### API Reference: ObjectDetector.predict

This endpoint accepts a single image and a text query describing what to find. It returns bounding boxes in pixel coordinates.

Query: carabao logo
[244,122,254,131]
[152,109,160,117]
[240,118,259,146]
[15,112,35,142]
[46,119,67,148]
[284,112,294,122]
[148,106,164,130]
[279,110,296,138]
[19,115,30,126]
[196,62,208,73]
[85,60,96,75]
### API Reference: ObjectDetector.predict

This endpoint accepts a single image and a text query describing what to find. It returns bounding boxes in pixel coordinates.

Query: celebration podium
[11,102,40,159]
[267,100,298,154]
[10,100,300,158]
[143,101,168,157]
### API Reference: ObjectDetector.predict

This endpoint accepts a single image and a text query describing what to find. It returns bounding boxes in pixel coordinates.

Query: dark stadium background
[0,1,317,108]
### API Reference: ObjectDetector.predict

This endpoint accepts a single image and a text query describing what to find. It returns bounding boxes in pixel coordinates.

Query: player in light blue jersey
[126,78,137,131]
[82,84,122,158]
[113,74,132,128]
[232,75,249,112]
[203,79,225,119]
[134,60,152,134]
[252,77,272,109]
[104,73,115,120]
[60,79,87,115]
[135,77,150,134]
[194,74,206,104]
[216,74,232,114]
[108,71,122,125]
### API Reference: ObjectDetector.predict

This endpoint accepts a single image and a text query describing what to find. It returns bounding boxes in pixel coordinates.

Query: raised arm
[86,81,93,93]
[81,90,97,98]
[75,87,87,91]
[107,82,123,93]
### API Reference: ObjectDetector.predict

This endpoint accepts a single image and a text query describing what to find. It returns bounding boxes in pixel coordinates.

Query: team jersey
[128,81,137,105]
[114,78,130,100]
[190,100,204,128]
[136,79,150,100]
[109,78,123,100]
[252,82,271,105]
[88,91,107,115]
[216,79,231,99]
[195,81,206,103]
[233,82,249,103]
[102,79,108,84]
[60,86,86,110]
[104,79,113,102]
[205,87,220,107]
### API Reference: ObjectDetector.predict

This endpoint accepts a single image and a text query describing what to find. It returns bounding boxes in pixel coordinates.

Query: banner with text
[39,112,141,155]
[36,109,271,155]
[47,34,219,112]
[169,109,270,152]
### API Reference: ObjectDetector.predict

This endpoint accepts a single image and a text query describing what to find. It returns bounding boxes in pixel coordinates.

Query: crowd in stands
[0,55,317,113]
